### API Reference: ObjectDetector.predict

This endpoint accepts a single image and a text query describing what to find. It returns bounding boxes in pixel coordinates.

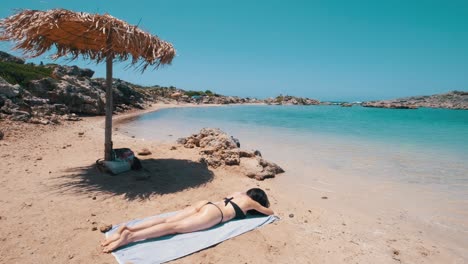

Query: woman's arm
[250,201,274,216]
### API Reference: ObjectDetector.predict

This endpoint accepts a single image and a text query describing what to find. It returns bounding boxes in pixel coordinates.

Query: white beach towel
[105,211,279,264]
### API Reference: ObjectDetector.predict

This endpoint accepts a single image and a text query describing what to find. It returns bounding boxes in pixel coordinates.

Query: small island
[362,91,468,110]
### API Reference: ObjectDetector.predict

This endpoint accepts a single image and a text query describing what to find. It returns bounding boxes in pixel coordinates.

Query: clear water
[130,105,468,151]
[120,105,468,232]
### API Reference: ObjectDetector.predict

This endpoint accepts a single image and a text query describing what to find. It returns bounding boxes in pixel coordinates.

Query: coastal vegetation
[184,90,219,97]
[0,61,52,86]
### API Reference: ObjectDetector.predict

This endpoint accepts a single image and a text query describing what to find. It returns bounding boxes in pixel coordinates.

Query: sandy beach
[0,103,466,264]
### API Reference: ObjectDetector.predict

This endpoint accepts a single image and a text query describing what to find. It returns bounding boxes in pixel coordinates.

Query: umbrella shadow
[53,158,214,200]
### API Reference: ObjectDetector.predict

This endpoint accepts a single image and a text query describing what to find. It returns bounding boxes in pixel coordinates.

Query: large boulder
[47,79,105,115]
[241,157,284,181]
[241,157,264,178]
[0,98,19,114]
[26,78,57,98]
[178,128,284,180]
[93,78,149,110]
[23,96,49,106]
[51,65,94,78]
[10,110,30,122]
[0,77,21,98]
[112,79,147,107]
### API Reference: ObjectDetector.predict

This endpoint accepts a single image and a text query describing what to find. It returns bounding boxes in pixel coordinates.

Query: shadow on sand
[53,158,214,200]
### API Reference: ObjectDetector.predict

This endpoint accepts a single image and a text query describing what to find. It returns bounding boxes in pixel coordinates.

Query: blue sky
[1,0,467,101]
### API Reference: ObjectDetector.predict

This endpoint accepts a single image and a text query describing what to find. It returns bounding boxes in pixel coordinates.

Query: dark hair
[246,188,270,215]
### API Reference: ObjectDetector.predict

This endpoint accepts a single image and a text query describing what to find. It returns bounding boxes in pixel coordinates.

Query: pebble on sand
[100,224,112,233]
[138,148,152,156]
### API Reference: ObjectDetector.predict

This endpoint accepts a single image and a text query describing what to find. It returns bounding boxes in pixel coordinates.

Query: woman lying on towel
[101,188,274,253]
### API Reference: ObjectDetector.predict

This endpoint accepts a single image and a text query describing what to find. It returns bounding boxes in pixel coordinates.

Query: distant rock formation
[362,91,468,110]
[177,128,284,180]
[177,94,262,105]
[264,95,320,105]
[0,51,25,64]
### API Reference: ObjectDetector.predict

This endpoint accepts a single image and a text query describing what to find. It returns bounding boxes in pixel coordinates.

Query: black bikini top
[224,197,246,219]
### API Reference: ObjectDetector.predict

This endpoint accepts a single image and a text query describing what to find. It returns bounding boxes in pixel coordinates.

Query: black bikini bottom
[204,202,224,224]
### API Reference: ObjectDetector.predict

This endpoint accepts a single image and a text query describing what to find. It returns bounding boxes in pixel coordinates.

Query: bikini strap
[224,197,234,206]
[206,202,224,224]
[223,197,246,219]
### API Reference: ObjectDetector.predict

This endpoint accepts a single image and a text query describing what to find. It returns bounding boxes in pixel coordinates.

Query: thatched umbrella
[0,9,175,161]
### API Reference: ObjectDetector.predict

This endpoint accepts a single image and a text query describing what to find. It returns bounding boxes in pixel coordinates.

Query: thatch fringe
[0,9,176,71]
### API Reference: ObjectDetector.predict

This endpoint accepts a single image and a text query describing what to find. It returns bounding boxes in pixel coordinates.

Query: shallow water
[119,105,468,234]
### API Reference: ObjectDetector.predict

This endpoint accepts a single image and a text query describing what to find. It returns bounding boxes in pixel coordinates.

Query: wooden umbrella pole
[104,28,114,161]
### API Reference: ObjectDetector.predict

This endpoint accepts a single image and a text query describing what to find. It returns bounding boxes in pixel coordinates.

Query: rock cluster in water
[264,95,320,105]
[177,128,284,180]
[362,91,468,110]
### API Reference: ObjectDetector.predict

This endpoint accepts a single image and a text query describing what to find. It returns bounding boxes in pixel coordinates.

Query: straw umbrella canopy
[0,9,175,161]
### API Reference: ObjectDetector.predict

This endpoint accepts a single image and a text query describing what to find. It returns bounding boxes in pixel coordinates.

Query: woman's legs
[101,200,209,247]
[102,204,222,253]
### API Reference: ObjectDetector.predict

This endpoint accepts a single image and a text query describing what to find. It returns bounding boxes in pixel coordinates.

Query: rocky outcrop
[23,76,104,115]
[176,95,262,105]
[94,79,150,111]
[50,65,94,79]
[0,57,155,123]
[361,101,418,109]
[362,91,468,110]
[177,128,284,180]
[0,77,22,98]
[264,95,320,105]
[0,51,25,64]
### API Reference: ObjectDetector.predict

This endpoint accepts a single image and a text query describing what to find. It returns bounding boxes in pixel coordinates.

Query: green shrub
[0,61,53,86]
[275,95,284,103]
[185,90,204,97]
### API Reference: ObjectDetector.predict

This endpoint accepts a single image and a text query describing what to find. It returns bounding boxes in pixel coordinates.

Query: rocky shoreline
[0,51,324,125]
[1,51,467,128]
[362,91,468,110]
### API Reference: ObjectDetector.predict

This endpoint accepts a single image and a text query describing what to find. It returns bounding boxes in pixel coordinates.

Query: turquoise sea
[120,105,468,233]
